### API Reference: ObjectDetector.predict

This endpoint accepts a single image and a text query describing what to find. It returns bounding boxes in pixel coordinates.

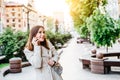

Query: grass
[0,63,9,69]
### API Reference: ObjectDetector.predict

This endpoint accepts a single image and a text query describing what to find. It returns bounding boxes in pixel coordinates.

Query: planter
[9,57,22,73]
[91,49,97,54]
[96,53,103,59]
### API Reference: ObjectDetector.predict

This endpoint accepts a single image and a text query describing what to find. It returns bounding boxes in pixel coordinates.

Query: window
[18,19,21,22]
[19,24,21,27]
[6,14,9,17]
[12,24,15,27]
[7,25,9,27]
[12,12,15,16]
[6,19,9,22]
[18,8,20,12]
[18,14,20,16]
[13,19,15,22]
[12,8,14,11]
[23,9,24,12]
[0,1,1,7]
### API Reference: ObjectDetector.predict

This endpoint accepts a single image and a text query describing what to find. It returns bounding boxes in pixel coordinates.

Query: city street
[1,34,120,80]
[1,0,120,80]
[60,37,120,80]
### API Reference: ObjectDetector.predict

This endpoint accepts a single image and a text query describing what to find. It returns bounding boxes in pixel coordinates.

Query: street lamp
[40,15,46,26]
[27,10,30,32]
[55,19,59,32]
[26,3,32,32]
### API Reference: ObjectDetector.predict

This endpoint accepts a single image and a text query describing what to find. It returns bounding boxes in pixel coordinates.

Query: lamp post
[40,16,46,26]
[42,18,46,26]
[27,10,30,32]
[26,3,32,32]
[55,19,59,32]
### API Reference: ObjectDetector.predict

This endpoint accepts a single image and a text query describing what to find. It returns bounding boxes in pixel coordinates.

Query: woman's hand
[48,59,56,67]
[32,37,40,45]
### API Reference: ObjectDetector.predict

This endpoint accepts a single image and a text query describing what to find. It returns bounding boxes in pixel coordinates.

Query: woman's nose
[41,32,45,36]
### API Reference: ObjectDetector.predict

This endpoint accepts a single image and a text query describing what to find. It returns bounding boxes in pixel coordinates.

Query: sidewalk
[60,37,120,80]
[1,36,120,80]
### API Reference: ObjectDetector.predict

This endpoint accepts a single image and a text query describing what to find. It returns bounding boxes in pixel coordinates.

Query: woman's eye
[38,31,45,34]
[39,31,41,33]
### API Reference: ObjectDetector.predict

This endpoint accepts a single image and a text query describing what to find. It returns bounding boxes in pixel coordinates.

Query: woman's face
[35,27,45,42]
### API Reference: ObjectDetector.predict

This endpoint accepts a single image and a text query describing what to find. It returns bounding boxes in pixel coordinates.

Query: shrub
[46,31,72,49]
[0,27,28,62]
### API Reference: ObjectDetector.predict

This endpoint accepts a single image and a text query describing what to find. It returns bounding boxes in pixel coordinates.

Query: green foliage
[0,63,9,69]
[66,0,99,28]
[99,0,108,6]
[0,27,28,62]
[46,30,72,49]
[86,8,120,47]
[0,27,71,62]
[79,23,89,38]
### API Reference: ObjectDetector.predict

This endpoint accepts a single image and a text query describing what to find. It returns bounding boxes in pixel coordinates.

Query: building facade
[0,0,5,33]
[53,11,66,33]
[118,0,120,17]
[5,1,39,32]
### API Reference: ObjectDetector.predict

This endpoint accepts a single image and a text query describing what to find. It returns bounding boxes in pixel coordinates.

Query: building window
[13,19,15,22]
[6,14,9,17]
[6,19,9,22]
[18,8,20,12]
[12,8,14,11]
[18,14,20,16]
[18,19,21,22]
[0,1,1,7]
[12,24,15,27]
[19,24,21,27]
[12,12,15,16]
[7,25,9,27]
[23,9,24,12]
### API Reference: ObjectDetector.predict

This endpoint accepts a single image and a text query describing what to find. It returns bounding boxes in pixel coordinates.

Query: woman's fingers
[48,60,55,66]
[32,37,39,45]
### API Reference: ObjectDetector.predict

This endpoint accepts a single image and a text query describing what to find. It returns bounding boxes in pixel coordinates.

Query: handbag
[53,62,63,75]
[49,45,63,75]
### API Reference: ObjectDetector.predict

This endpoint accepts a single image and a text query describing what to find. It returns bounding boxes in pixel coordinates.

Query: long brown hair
[25,25,50,51]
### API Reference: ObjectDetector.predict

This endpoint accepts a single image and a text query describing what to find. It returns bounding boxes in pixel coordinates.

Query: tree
[79,23,89,38]
[66,0,107,38]
[66,0,100,28]
[0,27,28,62]
[86,8,120,52]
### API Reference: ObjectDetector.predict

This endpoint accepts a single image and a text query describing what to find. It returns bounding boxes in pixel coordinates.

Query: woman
[23,25,63,80]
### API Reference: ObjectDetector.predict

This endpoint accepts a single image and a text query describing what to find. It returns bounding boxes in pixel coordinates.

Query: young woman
[23,25,63,80]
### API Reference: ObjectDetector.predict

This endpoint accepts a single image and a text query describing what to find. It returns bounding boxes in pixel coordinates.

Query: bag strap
[40,46,43,68]
[41,46,42,57]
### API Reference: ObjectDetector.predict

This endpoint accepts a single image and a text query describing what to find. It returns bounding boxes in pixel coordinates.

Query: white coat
[24,40,63,80]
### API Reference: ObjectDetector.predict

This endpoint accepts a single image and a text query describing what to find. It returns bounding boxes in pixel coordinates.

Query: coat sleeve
[23,46,42,68]
[48,40,59,62]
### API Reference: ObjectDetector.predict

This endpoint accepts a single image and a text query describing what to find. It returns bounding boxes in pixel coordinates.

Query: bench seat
[80,52,120,74]
[104,58,120,73]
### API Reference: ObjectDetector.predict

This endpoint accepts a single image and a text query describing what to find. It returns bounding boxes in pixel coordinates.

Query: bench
[103,52,120,58]
[80,52,120,74]
[77,37,90,43]
[79,54,92,69]
[104,58,120,73]
[0,55,6,63]
[0,55,6,60]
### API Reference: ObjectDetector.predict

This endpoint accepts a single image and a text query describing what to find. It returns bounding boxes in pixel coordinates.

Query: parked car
[76,37,84,43]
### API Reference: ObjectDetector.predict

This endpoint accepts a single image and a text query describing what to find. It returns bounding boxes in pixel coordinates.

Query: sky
[35,0,69,16]
[6,0,70,16]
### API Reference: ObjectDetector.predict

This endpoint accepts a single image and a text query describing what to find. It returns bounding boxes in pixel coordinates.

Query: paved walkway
[1,35,120,80]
